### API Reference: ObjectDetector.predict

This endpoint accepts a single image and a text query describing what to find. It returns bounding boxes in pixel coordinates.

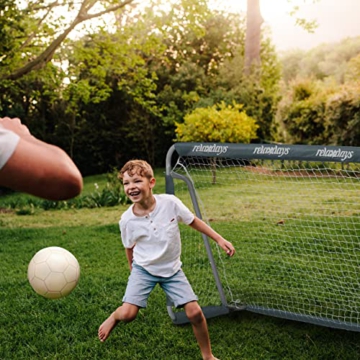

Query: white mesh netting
[170,155,360,330]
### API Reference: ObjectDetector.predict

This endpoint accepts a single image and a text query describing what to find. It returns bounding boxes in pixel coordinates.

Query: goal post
[165,142,360,331]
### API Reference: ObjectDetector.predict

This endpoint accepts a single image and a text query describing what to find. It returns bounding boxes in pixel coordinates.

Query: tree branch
[4,0,135,81]
[20,2,59,51]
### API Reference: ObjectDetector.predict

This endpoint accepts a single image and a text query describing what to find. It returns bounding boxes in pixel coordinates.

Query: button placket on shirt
[146,214,157,233]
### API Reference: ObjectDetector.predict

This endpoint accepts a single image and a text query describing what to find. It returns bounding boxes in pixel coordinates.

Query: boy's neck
[133,195,156,216]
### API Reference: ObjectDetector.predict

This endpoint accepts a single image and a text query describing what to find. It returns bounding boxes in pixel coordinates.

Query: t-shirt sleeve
[119,216,136,249]
[0,127,20,170]
[172,195,195,225]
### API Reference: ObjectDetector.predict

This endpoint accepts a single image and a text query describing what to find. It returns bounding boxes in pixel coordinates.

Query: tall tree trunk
[244,0,263,74]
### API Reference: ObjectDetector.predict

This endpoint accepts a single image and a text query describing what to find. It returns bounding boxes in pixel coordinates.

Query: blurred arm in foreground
[0,117,83,200]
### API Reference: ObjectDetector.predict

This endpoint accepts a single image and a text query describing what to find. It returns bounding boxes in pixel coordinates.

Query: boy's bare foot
[98,312,118,342]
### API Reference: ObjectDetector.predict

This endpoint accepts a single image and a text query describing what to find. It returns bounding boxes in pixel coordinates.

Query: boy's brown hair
[118,160,154,181]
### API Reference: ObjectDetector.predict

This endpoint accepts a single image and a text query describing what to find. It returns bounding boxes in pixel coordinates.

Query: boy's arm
[189,216,235,257]
[125,246,134,271]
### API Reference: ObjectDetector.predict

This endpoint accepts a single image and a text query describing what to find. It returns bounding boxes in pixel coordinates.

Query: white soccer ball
[28,246,80,299]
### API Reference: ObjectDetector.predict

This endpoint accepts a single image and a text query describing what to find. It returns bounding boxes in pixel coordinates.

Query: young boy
[98,160,235,360]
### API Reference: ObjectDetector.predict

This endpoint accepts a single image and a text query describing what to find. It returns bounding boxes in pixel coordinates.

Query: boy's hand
[218,238,235,257]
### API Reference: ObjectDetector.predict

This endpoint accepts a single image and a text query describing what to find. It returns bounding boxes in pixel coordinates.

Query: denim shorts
[122,262,198,308]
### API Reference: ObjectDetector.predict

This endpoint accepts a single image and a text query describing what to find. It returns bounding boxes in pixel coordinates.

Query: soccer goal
[165,142,360,332]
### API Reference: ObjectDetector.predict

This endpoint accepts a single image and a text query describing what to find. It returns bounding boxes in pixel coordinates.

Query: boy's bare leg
[98,303,139,342]
[184,302,219,360]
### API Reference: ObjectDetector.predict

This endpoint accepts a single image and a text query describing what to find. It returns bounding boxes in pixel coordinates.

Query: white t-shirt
[0,127,20,170]
[119,194,195,277]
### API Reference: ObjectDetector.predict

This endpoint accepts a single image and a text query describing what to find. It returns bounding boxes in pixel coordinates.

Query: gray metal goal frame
[165,142,360,331]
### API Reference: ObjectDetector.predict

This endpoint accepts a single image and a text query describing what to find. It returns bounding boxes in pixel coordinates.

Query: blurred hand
[0,117,31,137]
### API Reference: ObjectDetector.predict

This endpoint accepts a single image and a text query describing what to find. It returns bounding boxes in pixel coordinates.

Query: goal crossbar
[165,142,360,332]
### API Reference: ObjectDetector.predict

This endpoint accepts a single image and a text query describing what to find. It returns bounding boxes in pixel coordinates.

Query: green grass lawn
[1,170,360,359]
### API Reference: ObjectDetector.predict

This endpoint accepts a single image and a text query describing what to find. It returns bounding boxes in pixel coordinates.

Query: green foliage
[0,0,24,62]
[277,77,360,146]
[153,10,280,143]
[175,102,258,143]
[0,0,139,81]
[1,0,280,174]
[215,36,281,142]
[277,36,360,146]
[0,0,64,79]
[150,8,241,129]
[56,9,172,172]
[0,173,130,212]
[276,78,333,144]
[288,0,320,33]
[325,83,360,146]
[344,53,360,83]
[15,207,35,216]
[281,37,360,84]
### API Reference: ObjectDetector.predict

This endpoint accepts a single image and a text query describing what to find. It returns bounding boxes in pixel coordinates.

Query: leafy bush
[15,207,35,216]
[277,77,360,146]
[276,78,336,144]
[175,102,258,143]
[325,83,360,146]
[77,184,130,209]
[0,173,131,213]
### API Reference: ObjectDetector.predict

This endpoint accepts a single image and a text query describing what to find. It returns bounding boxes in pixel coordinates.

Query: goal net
[165,142,360,332]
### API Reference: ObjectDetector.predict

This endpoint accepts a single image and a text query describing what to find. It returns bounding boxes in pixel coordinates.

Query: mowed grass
[1,170,360,359]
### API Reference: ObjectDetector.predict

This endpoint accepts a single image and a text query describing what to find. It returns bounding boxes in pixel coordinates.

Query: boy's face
[122,170,155,204]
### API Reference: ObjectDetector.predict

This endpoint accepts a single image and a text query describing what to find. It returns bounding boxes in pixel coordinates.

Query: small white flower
[94,183,99,190]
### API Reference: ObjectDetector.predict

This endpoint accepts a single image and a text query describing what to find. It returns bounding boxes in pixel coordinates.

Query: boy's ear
[149,177,156,188]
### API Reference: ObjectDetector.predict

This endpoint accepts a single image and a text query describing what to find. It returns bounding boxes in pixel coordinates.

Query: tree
[244,0,263,73]
[0,0,135,81]
[218,37,281,141]
[325,84,360,146]
[245,0,320,72]
[149,6,280,141]
[0,0,282,174]
[281,37,360,84]
[345,53,360,83]
[276,77,336,144]
[56,17,165,173]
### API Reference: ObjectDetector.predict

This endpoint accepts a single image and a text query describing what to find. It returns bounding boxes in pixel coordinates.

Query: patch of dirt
[0,208,14,214]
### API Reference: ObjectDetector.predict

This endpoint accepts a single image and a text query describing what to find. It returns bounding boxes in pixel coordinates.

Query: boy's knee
[185,302,204,324]
[118,304,139,323]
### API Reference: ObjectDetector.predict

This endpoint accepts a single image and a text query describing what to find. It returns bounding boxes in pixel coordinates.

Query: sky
[221,0,360,51]
[72,0,360,52]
